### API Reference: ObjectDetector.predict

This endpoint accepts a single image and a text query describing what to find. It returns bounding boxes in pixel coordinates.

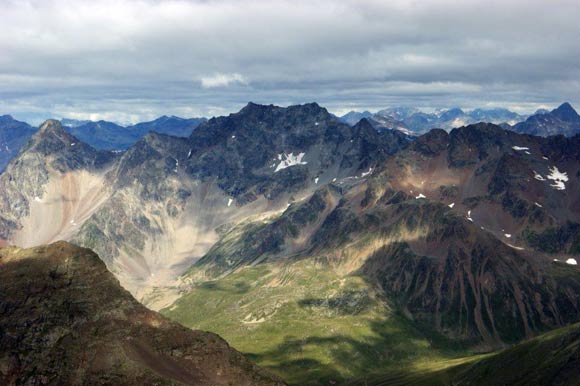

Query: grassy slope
[162,259,469,386]
[346,322,580,386]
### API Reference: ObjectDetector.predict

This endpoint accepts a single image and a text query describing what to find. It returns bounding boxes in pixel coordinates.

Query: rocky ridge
[0,241,285,386]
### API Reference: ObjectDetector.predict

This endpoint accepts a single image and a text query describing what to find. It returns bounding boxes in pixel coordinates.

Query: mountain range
[0,115,37,172]
[0,115,206,172]
[340,102,580,137]
[0,102,579,385]
[508,102,580,137]
[62,115,206,150]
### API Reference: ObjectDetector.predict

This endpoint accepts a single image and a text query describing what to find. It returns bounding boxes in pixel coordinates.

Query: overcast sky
[1,0,579,124]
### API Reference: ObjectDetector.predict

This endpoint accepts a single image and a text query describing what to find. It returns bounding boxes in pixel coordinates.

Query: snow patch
[361,168,373,178]
[231,135,236,139]
[504,234,512,238]
[187,149,192,158]
[566,258,577,265]
[534,202,543,208]
[466,210,473,222]
[546,166,568,190]
[507,243,525,250]
[34,196,42,202]
[512,146,529,151]
[274,152,307,172]
[448,202,455,208]
[70,142,76,146]
[542,156,549,160]
[533,171,546,181]
[415,193,426,199]
[314,177,319,184]
[227,198,233,207]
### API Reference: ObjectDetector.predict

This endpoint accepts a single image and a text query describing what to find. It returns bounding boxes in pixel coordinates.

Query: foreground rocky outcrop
[0,241,285,386]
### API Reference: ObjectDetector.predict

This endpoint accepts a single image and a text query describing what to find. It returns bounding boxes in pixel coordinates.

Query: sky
[1,0,579,124]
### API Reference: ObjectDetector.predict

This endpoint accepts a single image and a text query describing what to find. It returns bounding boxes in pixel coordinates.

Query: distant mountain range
[507,102,580,137]
[340,102,580,137]
[340,106,527,134]
[2,103,577,174]
[0,115,37,172]
[0,114,206,172]
[63,115,207,150]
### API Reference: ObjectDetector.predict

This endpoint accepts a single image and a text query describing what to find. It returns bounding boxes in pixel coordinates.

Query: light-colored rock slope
[1,105,401,308]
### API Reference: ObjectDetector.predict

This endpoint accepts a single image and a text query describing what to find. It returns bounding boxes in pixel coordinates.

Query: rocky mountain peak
[38,118,66,135]
[410,127,449,155]
[233,102,332,126]
[513,102,580,136]
[28,119,80,153]
[439,107,464,120]
[15,119,117,173]
[353,117,376,132]
[552,102,580,122]
[0,114,16,122]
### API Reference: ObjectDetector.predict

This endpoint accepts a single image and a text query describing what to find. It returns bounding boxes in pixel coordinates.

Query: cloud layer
[0,0,579,123]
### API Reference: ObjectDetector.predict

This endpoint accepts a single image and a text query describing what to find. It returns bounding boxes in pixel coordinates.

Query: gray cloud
[0,0,579,123]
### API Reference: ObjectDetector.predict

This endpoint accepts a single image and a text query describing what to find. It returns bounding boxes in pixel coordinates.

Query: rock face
[187,121,580,347]
[0,241,285,386]
[0,103,409,305]
[512,102,580,137]
[0,120,118,248]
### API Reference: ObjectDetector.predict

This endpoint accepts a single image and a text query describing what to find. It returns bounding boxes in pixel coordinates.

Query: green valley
[162,258,470,385]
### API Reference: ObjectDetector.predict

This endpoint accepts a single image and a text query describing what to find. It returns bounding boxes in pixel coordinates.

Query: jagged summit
[25,119,101,165]
[230,101,332,125]
[513,102,580,136]
[552,101,580,121]
[38,118,66,134]
[353,117,375,130]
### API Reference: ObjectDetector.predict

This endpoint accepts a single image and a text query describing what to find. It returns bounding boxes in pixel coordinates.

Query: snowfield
[274,152,307,172]
[546,166,568,190]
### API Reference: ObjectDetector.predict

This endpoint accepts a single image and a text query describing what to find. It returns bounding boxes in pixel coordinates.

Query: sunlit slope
[162,259,468,386]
